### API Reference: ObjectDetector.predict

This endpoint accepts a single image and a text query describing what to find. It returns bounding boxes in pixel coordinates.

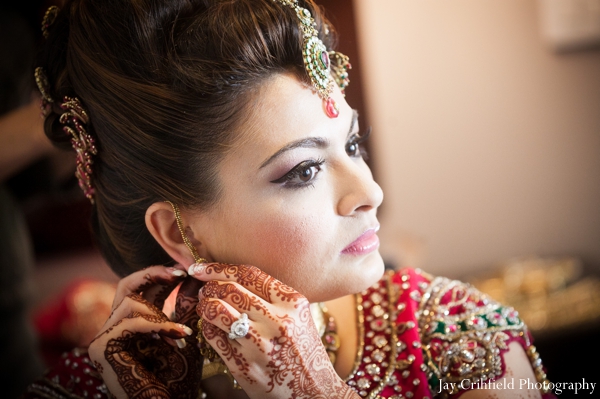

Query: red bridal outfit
[23,268,555,399]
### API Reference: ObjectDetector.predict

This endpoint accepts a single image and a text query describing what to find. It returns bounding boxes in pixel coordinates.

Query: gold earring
[165,201,206,264]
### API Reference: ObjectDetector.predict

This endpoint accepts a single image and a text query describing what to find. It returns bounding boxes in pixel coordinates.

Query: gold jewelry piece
[34,67,54,104]
[165,201,205,264]
[317,303,340,364]
[196,318,219,361]
[60,97,97,203]
[41,6,60,39]
[328,51,351,95]
[273,0,351,118]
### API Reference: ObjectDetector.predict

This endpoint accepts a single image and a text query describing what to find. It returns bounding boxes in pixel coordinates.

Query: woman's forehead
[230,74,353,160]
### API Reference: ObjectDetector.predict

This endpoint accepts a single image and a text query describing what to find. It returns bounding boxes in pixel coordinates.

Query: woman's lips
[341,226,380,255]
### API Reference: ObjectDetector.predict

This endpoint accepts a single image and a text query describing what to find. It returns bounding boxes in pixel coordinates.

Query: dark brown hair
[37,0,336,276]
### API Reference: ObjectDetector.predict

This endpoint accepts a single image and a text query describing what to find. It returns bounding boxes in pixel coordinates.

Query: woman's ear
[145,202,206,267]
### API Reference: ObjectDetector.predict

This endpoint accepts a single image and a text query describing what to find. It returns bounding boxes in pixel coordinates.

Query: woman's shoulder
[367,268,552,397]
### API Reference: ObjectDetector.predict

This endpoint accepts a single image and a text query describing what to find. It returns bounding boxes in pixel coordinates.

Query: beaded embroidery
[24,348,109,399]
[345,269,551,399]
[345,271,430,399]
[417,276,551,397]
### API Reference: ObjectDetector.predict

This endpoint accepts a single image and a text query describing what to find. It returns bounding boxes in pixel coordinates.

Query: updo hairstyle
[37,0,336,276]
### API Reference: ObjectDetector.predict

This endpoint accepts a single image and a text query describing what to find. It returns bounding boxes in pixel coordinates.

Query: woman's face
[189,74,384,303]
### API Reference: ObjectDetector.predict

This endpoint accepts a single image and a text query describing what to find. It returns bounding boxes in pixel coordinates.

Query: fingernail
[175,338,187,349]
[151,333,160,340]
[171,269,186,277]
[188,263,205,276]
[178,324,193,336]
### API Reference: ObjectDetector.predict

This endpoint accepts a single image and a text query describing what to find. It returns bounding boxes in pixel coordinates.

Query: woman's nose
[336,162,384,216]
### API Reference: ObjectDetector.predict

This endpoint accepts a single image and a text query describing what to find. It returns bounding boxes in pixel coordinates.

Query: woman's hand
[88,266,204,399]
[190,262,359,399]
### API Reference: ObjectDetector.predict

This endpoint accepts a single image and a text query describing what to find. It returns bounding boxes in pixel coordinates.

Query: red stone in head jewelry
[59,97,98,203]
[274,0,351,118]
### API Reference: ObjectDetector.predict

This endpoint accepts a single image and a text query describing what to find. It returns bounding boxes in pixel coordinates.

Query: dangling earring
[165,201,239,387]
[165,201,206,264]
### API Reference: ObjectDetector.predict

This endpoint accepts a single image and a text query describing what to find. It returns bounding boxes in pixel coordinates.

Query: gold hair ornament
[34,67,54,104]
[165,201,205,264]
[34,67,54,117]
[273,0,351,118]
[41,5,60,39]
[60,97,97,203]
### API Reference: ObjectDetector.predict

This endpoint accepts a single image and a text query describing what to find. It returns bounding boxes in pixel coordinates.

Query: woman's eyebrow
[260,137,329,169]
[259,109,358,169]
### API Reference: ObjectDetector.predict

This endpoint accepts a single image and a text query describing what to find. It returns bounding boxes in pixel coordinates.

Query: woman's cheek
[244,211,330,282]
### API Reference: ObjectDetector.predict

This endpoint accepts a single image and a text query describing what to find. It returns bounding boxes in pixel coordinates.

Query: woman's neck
[323,294,359,379]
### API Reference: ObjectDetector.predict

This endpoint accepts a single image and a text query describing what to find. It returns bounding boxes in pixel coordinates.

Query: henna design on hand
[195,264,359,398]
[198,297,236,329]
[92,360,104,373]
[203,321,257,385]
[202,281,269,314]
[204,263,303,303]
[135,272,185,310]
[105,331,183,398]
[265,301,351,398]
[99,288,203,399]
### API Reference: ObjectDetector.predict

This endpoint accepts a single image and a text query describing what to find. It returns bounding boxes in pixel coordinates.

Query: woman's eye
[345,140,360,157]
[346,127,372,158]
[270,159,325,187]
[298,164,317,182]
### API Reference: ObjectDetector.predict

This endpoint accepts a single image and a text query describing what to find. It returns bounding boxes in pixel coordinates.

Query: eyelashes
[271,126,372,188]
[270,158,325,187]
[346,127,371,159]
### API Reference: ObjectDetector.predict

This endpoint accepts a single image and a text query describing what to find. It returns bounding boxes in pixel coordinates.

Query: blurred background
[1,0,599,396]
[351,0,600,388]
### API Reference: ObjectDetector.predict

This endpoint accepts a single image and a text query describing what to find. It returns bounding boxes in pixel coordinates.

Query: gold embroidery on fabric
[416,276,551,397]
[345,270,424,399]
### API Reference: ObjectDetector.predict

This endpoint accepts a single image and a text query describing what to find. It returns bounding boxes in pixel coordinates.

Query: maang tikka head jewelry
[273,0,351,118]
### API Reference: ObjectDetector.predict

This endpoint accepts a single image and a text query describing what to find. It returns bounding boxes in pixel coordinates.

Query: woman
[25,0,554,398]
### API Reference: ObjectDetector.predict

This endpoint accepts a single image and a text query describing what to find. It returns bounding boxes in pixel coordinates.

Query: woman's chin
[355,250,386,291]
[325,250,386,301]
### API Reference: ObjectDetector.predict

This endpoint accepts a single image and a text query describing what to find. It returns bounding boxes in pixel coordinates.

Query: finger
[112,265,187,309]
[199,280,269,316]
[188,262,303,304]
[91,312,193,352]
[107,293,168,328]
[197,297,241,335]
[126,311,194,341]
[202,320,258,386]
[95,294,193,349]
[142,277,182,312]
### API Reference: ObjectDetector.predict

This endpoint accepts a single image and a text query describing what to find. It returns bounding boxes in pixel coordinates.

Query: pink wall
[353,0,600,277]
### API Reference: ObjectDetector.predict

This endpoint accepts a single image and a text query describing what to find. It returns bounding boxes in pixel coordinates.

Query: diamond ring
[229,313,250,340]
